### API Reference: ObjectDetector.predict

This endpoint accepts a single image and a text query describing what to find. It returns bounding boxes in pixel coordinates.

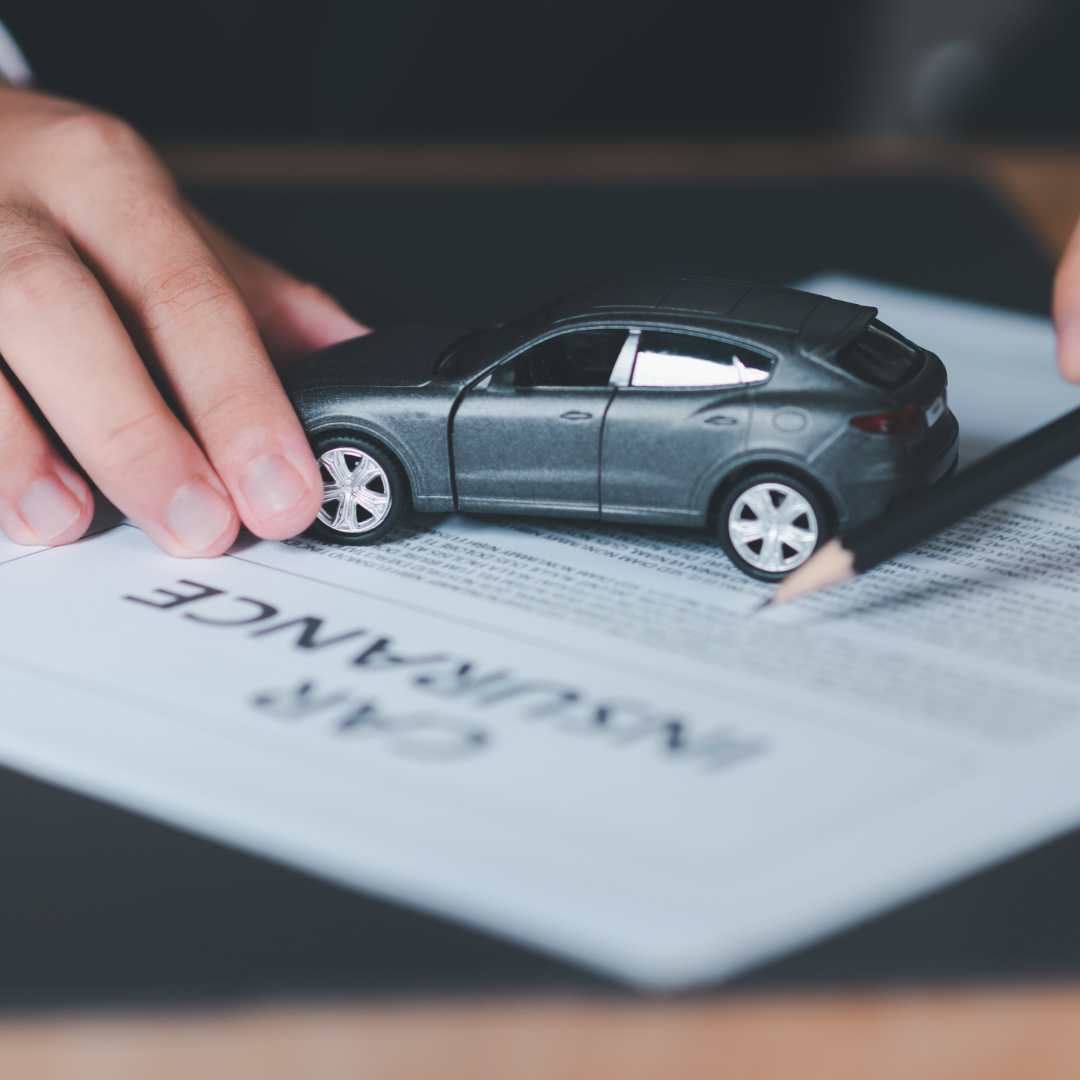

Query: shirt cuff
[0,19,33,85]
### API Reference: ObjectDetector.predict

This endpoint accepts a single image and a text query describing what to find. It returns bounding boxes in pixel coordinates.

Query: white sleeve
[0,19,33,85]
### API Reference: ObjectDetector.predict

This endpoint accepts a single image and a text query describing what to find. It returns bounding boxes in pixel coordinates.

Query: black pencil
[770,401,1080,604]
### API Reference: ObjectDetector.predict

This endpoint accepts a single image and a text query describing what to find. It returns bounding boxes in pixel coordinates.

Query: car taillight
[850,404,921,435]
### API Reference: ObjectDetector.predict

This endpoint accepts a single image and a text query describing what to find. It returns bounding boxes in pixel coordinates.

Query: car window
[630,331,774,388]
[508,328,629,388]
[830,319,923,389]
[733,348,773,384]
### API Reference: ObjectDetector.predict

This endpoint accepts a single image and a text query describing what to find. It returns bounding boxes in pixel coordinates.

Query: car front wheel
[717,472,829,581]
[307,435,408,545]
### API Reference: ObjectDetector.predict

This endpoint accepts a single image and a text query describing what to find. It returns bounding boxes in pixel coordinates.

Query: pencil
[770,401,1080,605]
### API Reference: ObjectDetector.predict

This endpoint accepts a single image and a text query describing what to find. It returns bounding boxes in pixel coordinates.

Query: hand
[1055,215,1080,380]
[0,82,367,554]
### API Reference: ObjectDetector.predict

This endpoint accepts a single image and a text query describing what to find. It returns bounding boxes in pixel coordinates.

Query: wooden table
[8,139,1080,1079]
[159,137,1080,257]
[5,986,1080,1079]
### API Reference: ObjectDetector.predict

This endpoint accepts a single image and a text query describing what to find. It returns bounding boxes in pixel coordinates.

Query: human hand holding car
[2,69,1080,565]
[0,80,366,555]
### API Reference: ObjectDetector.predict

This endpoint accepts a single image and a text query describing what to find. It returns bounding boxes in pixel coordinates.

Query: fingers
[1054,214,1080,381]
[0,98,353,555]
[38,116,323,542]
[0,370,94,545]
[190,208,368,367]
[0,201,240,556]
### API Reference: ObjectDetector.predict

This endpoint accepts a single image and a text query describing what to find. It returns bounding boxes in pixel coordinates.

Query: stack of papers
[3,275,1080,989]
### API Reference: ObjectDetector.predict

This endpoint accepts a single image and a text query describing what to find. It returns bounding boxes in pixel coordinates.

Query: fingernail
[164,478,233,552]
[240,454,308,521]
[18,475,83,541]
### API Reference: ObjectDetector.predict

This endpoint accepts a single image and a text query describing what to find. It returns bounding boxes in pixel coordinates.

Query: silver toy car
[284,277,958,580]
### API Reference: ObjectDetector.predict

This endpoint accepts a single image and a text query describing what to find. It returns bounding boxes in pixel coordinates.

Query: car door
[452,327,628,517]
[600,329,771,524]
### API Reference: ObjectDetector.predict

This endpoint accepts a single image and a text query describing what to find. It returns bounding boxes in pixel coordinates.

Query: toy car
[284,277,958,580]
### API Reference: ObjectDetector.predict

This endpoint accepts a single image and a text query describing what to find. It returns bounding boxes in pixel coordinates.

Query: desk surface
[5,985,1080,1080]
[11,138,1080,1079]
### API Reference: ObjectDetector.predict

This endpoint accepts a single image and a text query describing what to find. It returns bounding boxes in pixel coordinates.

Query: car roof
[548,277,877,356]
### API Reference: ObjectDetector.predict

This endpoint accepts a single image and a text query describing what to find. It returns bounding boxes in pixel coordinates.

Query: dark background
[3,0,1079,141]
[189,177,1054,326]
[8,0,866,138]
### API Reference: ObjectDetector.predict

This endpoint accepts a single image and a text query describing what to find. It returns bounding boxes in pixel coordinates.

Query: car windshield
[830,319,924,389]
[436,303,557,378]
[434,326,496,373]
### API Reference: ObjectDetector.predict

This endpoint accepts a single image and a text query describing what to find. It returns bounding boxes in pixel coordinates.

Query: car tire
[716,471,831,582]
[306,434,408,545]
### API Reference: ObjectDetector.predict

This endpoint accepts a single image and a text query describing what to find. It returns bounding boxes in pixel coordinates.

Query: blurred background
[2,0,1077,141]
[5,0,1076,336]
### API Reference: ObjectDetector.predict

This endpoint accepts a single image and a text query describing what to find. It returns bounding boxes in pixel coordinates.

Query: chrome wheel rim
[728,481,818,573]
[317,446,392,534]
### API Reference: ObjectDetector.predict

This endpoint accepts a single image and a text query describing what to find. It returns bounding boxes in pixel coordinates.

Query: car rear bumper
[822,408,960,530]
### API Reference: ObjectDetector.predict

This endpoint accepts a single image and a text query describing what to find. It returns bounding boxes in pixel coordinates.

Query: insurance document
[3,275,1080,989]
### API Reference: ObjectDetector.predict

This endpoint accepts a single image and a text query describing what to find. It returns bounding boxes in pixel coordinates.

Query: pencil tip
[754,598,772,612]
[770,538,856,604]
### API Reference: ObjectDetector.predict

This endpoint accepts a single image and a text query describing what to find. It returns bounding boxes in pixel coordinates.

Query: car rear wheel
[717,472,829,581]
[307,435,408,545]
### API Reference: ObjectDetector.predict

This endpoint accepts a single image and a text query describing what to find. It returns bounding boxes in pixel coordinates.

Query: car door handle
[705,415,738,426]
[560,411,593,420]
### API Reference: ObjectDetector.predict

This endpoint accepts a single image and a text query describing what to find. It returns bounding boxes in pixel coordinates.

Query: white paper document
[4,275,1080,989]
